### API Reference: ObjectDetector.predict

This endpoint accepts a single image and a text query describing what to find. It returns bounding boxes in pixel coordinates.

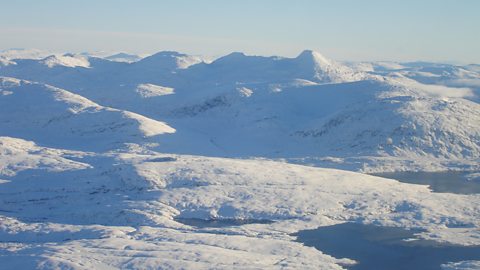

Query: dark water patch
[294,223,480,270]
[175,218,274,228]
[372,171,480,194]
[146,157,177,162]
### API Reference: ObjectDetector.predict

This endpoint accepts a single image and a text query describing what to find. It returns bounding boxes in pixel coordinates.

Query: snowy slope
[135,51,204,70]
[148,76,479,172]
[290,77,479,159]
[346,61,407,72]
[0,146,479,269]
[40,54,91,68]
[0,136,90,177]
[346,60,480,102]
[0,56,15,67]
[0,77,175,151]
[0,51,197,107]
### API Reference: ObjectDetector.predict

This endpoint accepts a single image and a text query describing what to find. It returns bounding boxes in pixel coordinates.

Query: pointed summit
[292,50,364,83]
[296,50,332,68]
[215,52,247,61]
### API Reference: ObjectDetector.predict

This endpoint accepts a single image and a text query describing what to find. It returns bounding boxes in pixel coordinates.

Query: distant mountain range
[1,49,479,172]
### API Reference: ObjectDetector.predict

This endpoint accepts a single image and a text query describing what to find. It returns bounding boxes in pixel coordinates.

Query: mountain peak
[148,51,187,58]
[224,52,247,58]
[104,52,143,63]
[137,51,203,69]
[296,50,332,67]
[212,52,248,63]
[40,54,90,68]
[293,50,365,83]
[211,52,279,67]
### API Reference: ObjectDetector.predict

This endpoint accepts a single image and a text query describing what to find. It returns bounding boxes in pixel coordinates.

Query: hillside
[0,77,175,151]
[1,140,479,269]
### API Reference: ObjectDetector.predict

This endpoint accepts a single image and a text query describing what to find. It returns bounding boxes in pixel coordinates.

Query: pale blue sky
[1,0,479,62]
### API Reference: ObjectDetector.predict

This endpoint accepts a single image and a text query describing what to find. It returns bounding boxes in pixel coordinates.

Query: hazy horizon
[1,0,479,63]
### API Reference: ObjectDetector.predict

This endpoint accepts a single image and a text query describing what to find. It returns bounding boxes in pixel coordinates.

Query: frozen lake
[372,171,480,194]
[176,218,480,269]
[294,223,480,270]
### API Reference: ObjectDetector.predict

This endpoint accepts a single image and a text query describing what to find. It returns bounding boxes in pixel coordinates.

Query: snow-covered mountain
[184,50,364,86]
[0,48,53,60]
[152,77,479,172]
[104,52,144,63]
[346,60,480,102]
[1,48,480,269]
[135,51,204,70]
[0,77,174,151]
[0,50,479,171]
[40,54,91,68]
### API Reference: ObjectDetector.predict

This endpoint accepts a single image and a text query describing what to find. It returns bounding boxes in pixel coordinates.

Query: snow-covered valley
[1,49,479,269]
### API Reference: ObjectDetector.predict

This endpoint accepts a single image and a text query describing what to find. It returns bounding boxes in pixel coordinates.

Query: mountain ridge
[0,49,479,171]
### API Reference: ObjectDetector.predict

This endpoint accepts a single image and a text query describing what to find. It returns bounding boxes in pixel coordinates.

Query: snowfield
[0,143,479,269]
[0,49,479,269]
